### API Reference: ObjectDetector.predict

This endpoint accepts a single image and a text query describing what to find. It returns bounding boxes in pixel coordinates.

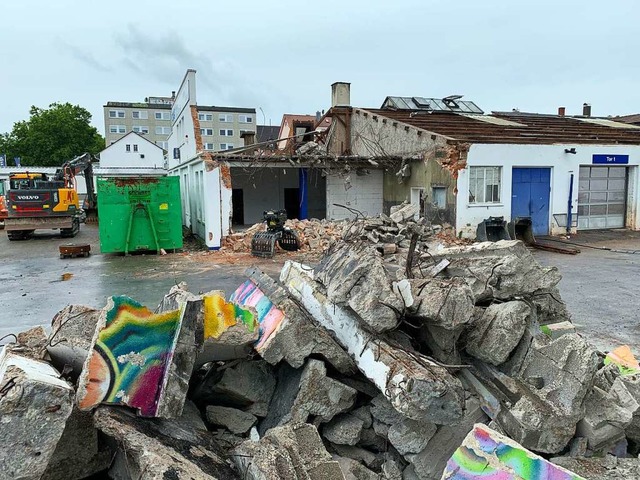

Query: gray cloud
[61,41,113,73]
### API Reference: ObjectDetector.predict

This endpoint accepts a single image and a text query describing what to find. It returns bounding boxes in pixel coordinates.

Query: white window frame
[468,166,502,204]
[132,110,148,120]
[156,141,169,150]
[198,113,213,121]
[219,129,234,136]
[132,126,149,134]
[238,115,253,123]
[133,144,138,152]
[109,125,126,134]
[204,143,215,150]
[219,114,233,122]
[200,128,213,136]
[125,144,131,152]
[109,110,125,118]
[155,111,171,120]
[155,126,171,135]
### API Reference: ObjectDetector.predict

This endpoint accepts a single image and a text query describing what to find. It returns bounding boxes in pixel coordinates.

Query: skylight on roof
[382,96,484,114]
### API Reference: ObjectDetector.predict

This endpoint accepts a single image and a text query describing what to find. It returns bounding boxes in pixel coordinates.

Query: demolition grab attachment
[251,209,300,258]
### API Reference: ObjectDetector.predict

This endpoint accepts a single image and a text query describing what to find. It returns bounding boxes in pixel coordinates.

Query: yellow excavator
[4,153,96,240]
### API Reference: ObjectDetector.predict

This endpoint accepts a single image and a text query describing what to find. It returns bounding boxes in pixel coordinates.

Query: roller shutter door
[577,166,627,230]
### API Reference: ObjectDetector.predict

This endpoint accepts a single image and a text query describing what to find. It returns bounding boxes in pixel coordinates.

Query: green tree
[0,103,104,167]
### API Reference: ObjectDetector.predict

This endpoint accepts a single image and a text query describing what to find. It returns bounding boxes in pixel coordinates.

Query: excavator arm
[55,153,97,211]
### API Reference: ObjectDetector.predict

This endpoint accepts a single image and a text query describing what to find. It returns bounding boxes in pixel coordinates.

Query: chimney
[583,103,591,117]
[171,91,176,100]
[241,131,256,147]
[558,106,566,117]
[315,110,322,123]
[331,82,351,107]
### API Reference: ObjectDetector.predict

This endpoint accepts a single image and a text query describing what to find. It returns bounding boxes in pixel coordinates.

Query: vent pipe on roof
[558,107,566,117]
[331,82,351,108]
[316,111,322,122]
[583,103,591,117]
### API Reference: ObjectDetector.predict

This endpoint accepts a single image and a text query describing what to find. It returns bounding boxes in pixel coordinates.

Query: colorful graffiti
[203,292,257,339]
[604,345,640,376]
[230,280,285,350]
[77,296,182,417]
[442,425,584,480]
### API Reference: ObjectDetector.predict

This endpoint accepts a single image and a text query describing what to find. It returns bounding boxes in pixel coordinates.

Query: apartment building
[103,96,174,150]
[196,106,256,152]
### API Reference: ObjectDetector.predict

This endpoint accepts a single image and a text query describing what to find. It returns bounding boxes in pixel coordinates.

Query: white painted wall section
[326,169,383,220]
[99,132,165,168]
[456,144,640,238]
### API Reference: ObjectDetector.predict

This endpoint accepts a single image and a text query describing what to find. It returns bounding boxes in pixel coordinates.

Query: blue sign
[14,157,20,167]
[592,154,629,164]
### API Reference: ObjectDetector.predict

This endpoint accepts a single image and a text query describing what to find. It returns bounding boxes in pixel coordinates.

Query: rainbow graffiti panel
[203,292,257,339]
[78,296,181,417]
[230,280,285,350]
[442,425,584,480]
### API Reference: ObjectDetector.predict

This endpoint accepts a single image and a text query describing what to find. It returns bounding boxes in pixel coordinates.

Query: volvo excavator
[4,153,96,240]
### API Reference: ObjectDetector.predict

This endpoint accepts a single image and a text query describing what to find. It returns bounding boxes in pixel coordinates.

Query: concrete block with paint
[441,424,584,479]
[76,296,190,418]
[230,280,286,352]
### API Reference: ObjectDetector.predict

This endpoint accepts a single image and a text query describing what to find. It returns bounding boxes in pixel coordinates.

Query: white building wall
[456,143,640,238]
[326,169,383,220]
[100,133,165,168]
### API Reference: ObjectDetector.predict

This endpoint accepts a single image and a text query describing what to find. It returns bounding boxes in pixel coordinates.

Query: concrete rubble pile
[222,201,443,255]
[3,234,640,479]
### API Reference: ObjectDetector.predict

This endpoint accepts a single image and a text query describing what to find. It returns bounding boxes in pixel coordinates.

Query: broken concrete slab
[576,386,630,452]
[442,423,585,479]
[551,455,640,480]
[389,202,419,224]
[466,300,531,366]
[290,359,357,424]
[397,277,475,364]
[518,333,599,415]
[429,240,562,302]
[206,405,257,434]
[94,406,236,479]
[322,413,365,446]
[232,269,357,375]
[234,423,345,480]
[541,320,577,340]
[329,444,379,470]
[408,397,489,480]
[77,295,197,418]
[282,261,465,425]
[313,243,404,332]
[335,456,378,480]
[0,346,74,480]
[195,359,276,418]
[41,407,112,480]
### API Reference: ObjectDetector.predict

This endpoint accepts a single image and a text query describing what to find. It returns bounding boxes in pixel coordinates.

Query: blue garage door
[511,168,551,236]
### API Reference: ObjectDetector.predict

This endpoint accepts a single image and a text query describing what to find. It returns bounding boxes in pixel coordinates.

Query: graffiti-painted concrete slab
[441,424,584,480]
[76,296,189,418]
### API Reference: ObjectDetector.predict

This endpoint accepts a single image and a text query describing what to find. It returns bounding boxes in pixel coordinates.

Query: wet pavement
[534,229,640,353]
[0,224,287,339]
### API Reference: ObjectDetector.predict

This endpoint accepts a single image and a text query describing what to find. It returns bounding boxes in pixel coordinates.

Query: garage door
[578,166,627,230]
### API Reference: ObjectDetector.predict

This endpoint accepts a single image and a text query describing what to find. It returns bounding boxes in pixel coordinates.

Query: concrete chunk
[441,424,585,479]
[94,406,235,479]
[551,456,640,480]
[77,295,197,418]
[323,413,365,446]
[335,456,378,480]
[282,262,465,425]
[206,405,257,434]
[430,240,562,302]
[313,244,404,332]
[232,270,357,375]
[0,347,74,480]
[466,301,530,366]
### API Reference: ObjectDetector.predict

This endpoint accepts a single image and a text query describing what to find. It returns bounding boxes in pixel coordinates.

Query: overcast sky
[1,0,639,135]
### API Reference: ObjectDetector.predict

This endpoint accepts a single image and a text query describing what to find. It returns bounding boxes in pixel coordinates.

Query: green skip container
[97,177,183,254]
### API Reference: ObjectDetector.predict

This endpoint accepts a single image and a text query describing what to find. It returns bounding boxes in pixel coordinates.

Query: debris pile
[2,234,640,479]
[223,201,443,256]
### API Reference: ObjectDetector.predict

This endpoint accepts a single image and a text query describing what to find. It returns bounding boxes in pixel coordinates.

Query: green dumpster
[97,177,183,254]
